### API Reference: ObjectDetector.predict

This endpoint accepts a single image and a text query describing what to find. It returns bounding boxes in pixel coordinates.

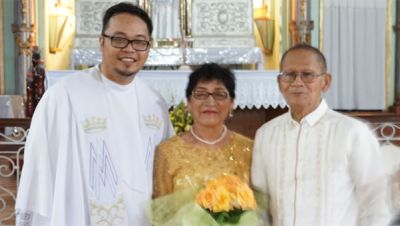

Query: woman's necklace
[190,125,227,145]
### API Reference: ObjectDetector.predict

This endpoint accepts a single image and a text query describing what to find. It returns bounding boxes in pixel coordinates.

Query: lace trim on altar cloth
[46,70,286,109]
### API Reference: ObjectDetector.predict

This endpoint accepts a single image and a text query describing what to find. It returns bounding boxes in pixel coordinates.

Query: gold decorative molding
[12,0,37,56]
[12,24,37,56]
[290,0,313,45]
[182,0,192,37]
[139,0,151,18]
[318,0,324,51]
[12,0,37,94]
[289,20,313,45]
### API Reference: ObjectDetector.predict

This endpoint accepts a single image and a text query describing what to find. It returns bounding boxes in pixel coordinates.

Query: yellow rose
[196,174,257,213]
[236,186,257,210]
[211,187,231,212]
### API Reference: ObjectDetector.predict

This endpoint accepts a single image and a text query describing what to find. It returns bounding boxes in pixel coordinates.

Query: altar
[72,47,265,70]
[47,70,286,110]
[46,69,287,137]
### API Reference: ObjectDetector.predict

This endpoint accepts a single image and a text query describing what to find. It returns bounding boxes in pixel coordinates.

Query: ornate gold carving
[12,0,37,56]
[290,0,313,45]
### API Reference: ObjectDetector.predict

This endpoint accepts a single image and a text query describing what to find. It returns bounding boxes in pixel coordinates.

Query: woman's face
[188,80,234,128]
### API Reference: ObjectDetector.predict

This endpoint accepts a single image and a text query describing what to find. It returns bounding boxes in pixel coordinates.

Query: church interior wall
[0,0,4,94]
[310,0,320,48]
[0,0,398,110]
[2,0,16,94]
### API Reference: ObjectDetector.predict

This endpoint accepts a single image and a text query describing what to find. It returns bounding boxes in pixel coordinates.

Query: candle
[296,0,301,25]
[29,0,35,26]
[306,0,310,23]
[292,0,297,23]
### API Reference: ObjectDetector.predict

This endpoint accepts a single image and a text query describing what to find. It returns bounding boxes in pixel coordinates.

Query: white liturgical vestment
[252,99,390,226]
[15,65,174,226]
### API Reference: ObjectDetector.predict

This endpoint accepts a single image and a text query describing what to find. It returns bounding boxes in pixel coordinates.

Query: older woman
[152,63,253,198]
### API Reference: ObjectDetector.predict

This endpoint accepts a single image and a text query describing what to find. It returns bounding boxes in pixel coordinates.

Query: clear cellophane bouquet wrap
[148,174,267,226]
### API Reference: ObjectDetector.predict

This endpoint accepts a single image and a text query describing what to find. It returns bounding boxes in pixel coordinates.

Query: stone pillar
[392,1,400,113]
[11,0,37,95]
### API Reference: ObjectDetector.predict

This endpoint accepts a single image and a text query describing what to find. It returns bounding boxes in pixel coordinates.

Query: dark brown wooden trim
[0,118,31,128]
[0,108,398,141]
[392,1,400,113]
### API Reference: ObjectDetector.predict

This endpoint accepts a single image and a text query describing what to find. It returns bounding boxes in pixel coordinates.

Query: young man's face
[99,13,150,85]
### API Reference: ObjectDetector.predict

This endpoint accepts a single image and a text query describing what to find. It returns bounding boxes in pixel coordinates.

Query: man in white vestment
[251,44,390,226]
[15,3,174,226]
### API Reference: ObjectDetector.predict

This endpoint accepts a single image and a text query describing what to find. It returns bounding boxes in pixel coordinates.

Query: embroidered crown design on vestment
[144,114,162,130]
[82,117,107,133]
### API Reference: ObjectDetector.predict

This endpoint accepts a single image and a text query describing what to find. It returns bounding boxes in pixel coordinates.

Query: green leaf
[169,101,194,134]
[206,208,244,225]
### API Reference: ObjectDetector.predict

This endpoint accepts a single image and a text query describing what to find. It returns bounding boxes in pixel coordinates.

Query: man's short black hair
[185,63,236,100]
[101,2,153,36]
[280,43,327,72]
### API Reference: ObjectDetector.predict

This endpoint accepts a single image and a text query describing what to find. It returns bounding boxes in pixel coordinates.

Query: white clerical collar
[301,99,329,126]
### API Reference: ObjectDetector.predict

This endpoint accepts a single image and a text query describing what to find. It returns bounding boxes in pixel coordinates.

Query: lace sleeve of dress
[152,145,173,198]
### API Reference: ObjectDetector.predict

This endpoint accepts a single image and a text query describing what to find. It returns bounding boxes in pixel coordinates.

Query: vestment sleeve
[152,145,173,198]
[348,123,391,226]
[15,85,70,226]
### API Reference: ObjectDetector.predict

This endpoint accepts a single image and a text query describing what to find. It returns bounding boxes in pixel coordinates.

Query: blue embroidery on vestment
[89,140,118,199]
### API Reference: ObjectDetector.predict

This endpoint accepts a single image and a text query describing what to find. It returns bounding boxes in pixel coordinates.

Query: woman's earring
[229,110,234,117]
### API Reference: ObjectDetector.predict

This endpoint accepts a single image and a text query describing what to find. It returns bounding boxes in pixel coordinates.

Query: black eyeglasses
[192,90,230,101]
[102,34,150,51]
[278,71,325,83]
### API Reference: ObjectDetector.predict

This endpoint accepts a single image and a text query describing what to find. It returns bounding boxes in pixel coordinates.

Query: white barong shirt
[252,99,390,226]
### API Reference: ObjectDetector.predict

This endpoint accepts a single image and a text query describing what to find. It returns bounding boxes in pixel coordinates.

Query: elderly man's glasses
[192,90,229,101]
[278,71,325,83]
[102,34,150,51]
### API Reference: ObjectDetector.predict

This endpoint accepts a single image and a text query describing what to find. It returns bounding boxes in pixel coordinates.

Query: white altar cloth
[46,70,286,110]
[72,47,265,70]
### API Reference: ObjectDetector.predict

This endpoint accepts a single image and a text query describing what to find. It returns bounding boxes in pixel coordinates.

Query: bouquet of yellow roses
[196,175,258,224]
[149,175,266,226]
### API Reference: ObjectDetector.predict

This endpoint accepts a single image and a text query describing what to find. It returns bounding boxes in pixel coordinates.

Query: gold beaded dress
[152,131,253,198]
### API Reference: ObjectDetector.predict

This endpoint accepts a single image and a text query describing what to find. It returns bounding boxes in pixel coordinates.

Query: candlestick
[296,0,301,25]
[29,0,35,26]
[306,0,310,23]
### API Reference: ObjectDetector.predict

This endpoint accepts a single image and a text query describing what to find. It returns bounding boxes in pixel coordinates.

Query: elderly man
[252,44,390,226]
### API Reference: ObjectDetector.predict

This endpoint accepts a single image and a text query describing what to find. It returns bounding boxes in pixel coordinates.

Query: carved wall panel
[74,0,138,48]
[73,0,259,67]
[191,0,254,48]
